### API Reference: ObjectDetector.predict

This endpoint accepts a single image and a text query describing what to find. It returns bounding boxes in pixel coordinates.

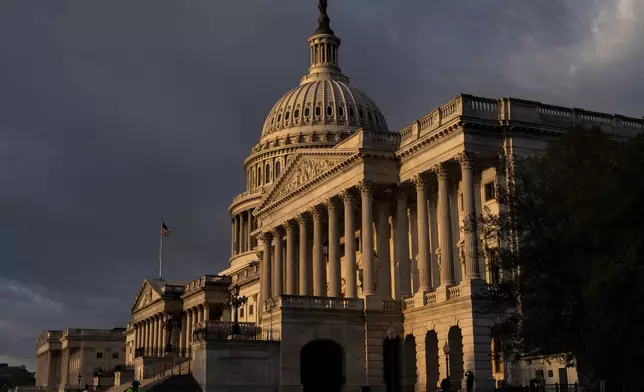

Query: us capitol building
[35,2,643,392]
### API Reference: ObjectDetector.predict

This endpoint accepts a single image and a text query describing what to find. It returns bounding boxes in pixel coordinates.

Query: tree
[476,127,644,387]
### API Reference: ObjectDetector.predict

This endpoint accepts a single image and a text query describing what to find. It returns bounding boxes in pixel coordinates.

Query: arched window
[275,161,282,177]
[258,166,262,185]
[315,106,322,117]
[265,163,271,183]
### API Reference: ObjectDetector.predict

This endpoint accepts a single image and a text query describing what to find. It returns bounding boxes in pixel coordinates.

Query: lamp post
[228,285,247,336]
[443,342,451,378]
[163,313,175,354]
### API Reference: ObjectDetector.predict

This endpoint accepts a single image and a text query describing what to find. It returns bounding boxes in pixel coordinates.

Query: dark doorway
[403,335,417,392]
[300,339,345,392]
[383,337,402,392]
[448,326,464,388]
[425,331,440,390]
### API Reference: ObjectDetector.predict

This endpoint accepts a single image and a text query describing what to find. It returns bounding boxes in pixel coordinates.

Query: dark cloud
[1,0,642,370]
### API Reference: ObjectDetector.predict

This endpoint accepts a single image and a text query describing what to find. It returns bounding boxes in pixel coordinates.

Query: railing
[192,321,278,341]
[397,94,644,149]
[162,285,184,295]
[183,274,231,295]
[63,329,123,339]
[403,297,415,310]
[269,295,364,311]
[448,286,461,299]
[233,267,260,285]
[382,298,400,312]
[232,187,263,204]
[424,292,438,304]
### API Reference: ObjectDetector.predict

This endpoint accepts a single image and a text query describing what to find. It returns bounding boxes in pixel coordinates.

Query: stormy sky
[1,0,642,370]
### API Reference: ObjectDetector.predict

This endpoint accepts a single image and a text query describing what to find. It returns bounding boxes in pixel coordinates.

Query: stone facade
[221,3,643,392]
[35,329,125,392]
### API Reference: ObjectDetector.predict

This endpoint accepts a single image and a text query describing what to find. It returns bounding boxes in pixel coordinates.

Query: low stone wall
[192,339,280,392]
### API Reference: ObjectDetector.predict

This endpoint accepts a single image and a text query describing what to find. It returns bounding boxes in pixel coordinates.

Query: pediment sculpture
[272,159,338,201]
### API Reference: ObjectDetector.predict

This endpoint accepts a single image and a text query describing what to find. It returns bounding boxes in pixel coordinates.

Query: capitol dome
[258,0,388,144]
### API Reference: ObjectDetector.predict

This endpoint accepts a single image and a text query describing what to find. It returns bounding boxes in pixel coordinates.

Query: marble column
[147,319,152,357]
[273,227,284,297]
[312,206,326,297]
[435,164,455,285]
[377,200,392,298]
[204,304,210,322]
[231,218,236,256]
[360,181,376,296]
[396,189,412,297]
[247,211,254,250]
[158,316,164,356]
[285,222,297,295]
[414,174,432,292]
[153,316,159,356]
[238,213,245,254]
[342,190,357,298]
[326,198,341,297]
[458,152,481,279]
[179,314,185,357]
[134,324,139,352]
[185,310,192,357]
[298,214,312,295]
[260,232,273,304]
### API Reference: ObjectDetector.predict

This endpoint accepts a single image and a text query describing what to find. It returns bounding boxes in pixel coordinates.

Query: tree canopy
[478,127,644,387]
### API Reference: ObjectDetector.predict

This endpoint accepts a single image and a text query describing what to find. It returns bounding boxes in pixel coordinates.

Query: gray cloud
[1,0,642,371]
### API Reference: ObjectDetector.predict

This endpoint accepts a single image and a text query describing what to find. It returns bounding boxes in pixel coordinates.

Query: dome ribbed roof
[260,80,388,140]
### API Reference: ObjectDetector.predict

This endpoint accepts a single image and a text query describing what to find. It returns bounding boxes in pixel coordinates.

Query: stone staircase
[145,375,202,392]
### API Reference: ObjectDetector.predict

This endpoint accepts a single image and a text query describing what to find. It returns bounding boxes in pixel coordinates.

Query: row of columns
[257,153,482,305]
[133,304,210,358]
[232,210,255,256]
[133,314,167,358]
[181,305,208,358]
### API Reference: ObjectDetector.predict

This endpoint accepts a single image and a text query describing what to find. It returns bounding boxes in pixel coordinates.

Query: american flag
[161,222,172,239]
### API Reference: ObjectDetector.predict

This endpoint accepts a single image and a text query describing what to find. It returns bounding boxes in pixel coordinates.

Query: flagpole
[159,218,164,279]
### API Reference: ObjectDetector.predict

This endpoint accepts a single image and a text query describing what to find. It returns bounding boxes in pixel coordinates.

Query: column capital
[271,226,284,238]
[340,189,356,203]
[309,205,324,219]
[324,197,340,210]
[358,180,374,195]
[256,231,273,242]
[431,163,449,179]
[285,220,297,232]
[411,174,427,189]
[256,250,264,259]
[456,151,477,169]
[296,213,310,225]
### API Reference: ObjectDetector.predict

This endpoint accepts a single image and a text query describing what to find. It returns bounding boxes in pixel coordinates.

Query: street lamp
[443,342,451,378]
[228,285,247,336]
[163,313,174,354]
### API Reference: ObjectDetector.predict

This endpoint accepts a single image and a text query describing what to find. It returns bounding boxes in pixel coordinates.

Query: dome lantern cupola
[301,0,347,84]
[258,0,389,144]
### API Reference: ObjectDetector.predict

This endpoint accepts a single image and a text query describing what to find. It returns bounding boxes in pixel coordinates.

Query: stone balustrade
[403,297,415,310]
[266,295,364,312]
[424,292,437,305]
[183,275,231,296]
[448,286,461,299]
[192,321,278,342]
[398,94,644,148]
[62,329,124,339]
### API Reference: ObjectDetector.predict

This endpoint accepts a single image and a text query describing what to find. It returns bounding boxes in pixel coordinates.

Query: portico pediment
[131,279,163,313]
[256,150,357,215]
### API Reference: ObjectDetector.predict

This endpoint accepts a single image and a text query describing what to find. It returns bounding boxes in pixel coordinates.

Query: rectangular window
[249,304,254,316]
[240,308,245,318]
[485,181,496,201]
[96,352,103,359]
[112,352,119,360]
[548,370,554,378]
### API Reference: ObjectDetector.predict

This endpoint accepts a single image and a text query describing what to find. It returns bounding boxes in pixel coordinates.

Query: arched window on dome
[315,106,322,117]
[275,161,282,178]
[265,163,271,184]
[258,166,262,186]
